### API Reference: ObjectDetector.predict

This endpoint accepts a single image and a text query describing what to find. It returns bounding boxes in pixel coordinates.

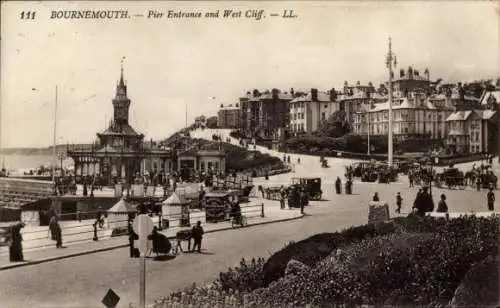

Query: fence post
[261,202,265,218]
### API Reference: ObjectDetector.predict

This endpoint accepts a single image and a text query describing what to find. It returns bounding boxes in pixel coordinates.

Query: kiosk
[162,192,190,228]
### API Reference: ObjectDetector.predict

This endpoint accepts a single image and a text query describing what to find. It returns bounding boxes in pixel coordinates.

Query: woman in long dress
[9,222,25,262]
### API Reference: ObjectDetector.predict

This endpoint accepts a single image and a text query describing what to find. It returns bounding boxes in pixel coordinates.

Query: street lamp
[57,151,67,175]
[386,37,396,167]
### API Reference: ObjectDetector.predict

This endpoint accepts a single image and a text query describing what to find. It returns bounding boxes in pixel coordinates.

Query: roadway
[1,131,497,307]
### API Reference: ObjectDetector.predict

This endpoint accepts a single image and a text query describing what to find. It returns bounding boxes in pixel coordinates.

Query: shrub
[153,216,500,308]
[450,255,500,307]
[262,222,398,286]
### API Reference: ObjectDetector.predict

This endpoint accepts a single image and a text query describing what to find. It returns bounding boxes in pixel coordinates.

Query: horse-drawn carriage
[291,177,322,200]
[436,168,466,189]
[319,157,330,168]
[261,186,283,200]
[287,184,309,208]
[361,171,378,182]
[350,162,373,178]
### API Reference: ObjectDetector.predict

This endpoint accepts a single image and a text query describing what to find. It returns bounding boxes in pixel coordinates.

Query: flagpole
[387,37,395,168]
[52,86,58,182]
[367,110,371,155]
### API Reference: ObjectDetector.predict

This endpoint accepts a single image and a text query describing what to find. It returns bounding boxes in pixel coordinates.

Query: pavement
[0,128,498,308]
[0,200,302,271]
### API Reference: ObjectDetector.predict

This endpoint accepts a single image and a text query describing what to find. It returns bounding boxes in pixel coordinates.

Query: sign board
[132,214,154,254]
[102,288,120,308]
[368,201,390,224]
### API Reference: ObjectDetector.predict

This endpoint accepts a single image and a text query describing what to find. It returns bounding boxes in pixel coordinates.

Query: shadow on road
[152,255,176,262]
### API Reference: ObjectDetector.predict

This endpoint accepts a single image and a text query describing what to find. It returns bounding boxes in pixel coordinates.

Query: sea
[1,154,73,175]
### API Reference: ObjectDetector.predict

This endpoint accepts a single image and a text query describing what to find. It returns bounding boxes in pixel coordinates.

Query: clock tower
[112,63,131,124]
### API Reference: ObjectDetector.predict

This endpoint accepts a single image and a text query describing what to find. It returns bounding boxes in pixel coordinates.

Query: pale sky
[1,1,499,148]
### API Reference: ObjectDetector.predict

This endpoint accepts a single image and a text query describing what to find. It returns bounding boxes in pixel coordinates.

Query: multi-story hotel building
[445,109,497,153]
[352,67,455,143]
[337,81,386,123]
[289,88,338,135]
[245,89,292,139]
[217,104,241,129]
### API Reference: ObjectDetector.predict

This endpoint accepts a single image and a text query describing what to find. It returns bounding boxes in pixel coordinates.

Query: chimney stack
[311,88,318,101]
[329,88,337,102]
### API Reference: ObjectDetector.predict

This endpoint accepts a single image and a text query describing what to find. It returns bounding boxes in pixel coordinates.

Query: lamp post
[57,151,66,175]
[367,109,371,155]
[386,37,396,167]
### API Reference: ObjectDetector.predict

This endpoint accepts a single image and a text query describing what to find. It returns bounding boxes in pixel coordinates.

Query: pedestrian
[476,177,481,191]
[437,194,448,213]
[128,220,139,258]
[396,192,402,214]
[49,215,63,248]
[297,157,301,164]
[487,188,495,211]
[408,172,414,187]
[8,222,25,262]
[299,189,305,215]
[191,221,204,253]
[335,177,342,194]
[279,186,286,209]
[372,192,380,202]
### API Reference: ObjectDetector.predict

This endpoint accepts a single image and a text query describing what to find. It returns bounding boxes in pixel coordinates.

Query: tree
[315,110,351,138]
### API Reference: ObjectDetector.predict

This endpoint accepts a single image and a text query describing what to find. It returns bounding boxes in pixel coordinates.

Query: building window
[322,112,326,121]
[324,104,328,108]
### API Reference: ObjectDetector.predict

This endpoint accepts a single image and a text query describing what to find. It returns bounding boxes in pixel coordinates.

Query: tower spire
[119,57,125,87]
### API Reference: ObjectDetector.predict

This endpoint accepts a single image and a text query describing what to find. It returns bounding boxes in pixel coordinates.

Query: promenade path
[0,200,301,270]
[0,128,497,308]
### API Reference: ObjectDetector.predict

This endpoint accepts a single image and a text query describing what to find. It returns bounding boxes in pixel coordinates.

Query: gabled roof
[445,110,487,122]
[480,90,500,106]
[474,109,497,120]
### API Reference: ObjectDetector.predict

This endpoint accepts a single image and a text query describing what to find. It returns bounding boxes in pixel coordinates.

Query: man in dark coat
[128,221,139,258]
[413,187,434,216]
[191,221,204,253]
[487,188,495,211]
[49,216,63,248]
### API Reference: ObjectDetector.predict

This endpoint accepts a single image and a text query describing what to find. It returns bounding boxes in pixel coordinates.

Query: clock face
[116,108,126,119]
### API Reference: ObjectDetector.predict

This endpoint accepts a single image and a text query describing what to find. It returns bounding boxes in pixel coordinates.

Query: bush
[450,255,500,307]
[218,258,266,293]
[153,216,500,308]
[262,222,398,286]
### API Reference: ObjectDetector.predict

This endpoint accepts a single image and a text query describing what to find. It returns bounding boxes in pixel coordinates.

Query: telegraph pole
[52,86,58,182]
[386,37,396,167]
